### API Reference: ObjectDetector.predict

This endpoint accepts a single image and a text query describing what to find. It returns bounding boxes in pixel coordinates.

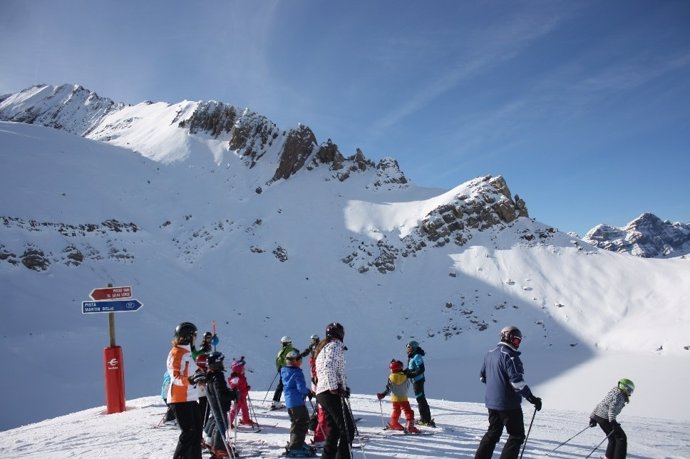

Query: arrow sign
[90,286,132,301]
[82,299,143,314]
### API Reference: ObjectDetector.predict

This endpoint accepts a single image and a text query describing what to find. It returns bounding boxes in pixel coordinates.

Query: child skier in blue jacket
[281,350,316,457]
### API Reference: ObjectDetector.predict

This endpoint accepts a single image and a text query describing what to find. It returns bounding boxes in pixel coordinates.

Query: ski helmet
[310,334,320,342]
[406,340,419,351]
[202,331,213,341]
[174,322,197,343]
[196,353,208,370]
[285,350,302,362]
[325,322,345,340]
[207,351,225,371]
[231,359,245,373]
[281,336,292,345]
[389,359,404,372]
[618,378,635,396]
[500,325,523,348]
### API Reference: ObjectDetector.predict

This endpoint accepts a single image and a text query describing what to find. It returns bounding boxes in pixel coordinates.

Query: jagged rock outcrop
[343,175,530,273]
[228,109,281,168]
[413,176,528,248]
[272,124,317,181]
[179,101,237,137]
[584,213,690,258]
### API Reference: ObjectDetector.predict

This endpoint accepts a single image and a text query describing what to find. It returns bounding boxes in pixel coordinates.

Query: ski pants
[412,379,432,423]
[273,370,284,402]
[171,401,203,459]
[288,404,310,450]
[593,415,627,459]
[474,407,525,459]
[391,400,415,425]
[312,403,330,442]
[231,391,251,425]
[316,391,354,459]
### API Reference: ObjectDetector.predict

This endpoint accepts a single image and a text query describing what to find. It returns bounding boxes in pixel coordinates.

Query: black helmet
[202,331,213,341]
[207,351,225,371]
[325,322,345,340]
[175,322,197,342]
[500,325,523,348]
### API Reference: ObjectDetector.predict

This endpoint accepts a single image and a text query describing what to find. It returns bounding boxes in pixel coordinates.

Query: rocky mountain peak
[584,212,690,258]
[0,83,121,136]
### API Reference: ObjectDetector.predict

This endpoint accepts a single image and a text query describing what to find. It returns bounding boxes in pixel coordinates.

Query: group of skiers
[163,321,634,459]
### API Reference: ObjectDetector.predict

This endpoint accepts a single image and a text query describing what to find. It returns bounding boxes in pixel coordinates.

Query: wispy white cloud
[372,10,570,131]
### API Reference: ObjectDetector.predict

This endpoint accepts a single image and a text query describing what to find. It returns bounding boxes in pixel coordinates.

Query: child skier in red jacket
[228,357,254,427]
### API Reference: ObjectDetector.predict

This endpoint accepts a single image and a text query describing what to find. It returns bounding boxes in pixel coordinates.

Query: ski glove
[526,394,542,411]
[589,418,597,427]
[376,393,385,400]
[188,371,206,386]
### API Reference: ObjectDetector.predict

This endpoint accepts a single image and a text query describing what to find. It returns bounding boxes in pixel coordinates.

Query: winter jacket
[228,371,250,395]
[315,339,347,394]
[276,344,298,370]
[166,343,200,403]
[281,364,310,409]
[380,371,411,402]
[479,342,534,411]
[406,348,426,383]
[591,387,629,422]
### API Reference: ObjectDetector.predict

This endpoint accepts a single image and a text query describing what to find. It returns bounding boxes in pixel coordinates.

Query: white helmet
[281,335,292,344]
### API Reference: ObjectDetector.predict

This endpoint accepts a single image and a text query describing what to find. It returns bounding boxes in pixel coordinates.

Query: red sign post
[84,284,135,414]
[104,345,126,413]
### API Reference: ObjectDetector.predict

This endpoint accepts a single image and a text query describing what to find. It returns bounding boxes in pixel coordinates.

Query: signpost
[89,286,132,301]
[83,284,142,415]
[82,299,144,314]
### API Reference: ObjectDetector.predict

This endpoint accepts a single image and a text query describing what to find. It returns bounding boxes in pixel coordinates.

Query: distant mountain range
[584,213,690,258]
[2,83,685,259]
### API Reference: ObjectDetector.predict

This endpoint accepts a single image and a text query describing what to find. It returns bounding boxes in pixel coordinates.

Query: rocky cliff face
[584,213,690,258]
[342,175,534,273]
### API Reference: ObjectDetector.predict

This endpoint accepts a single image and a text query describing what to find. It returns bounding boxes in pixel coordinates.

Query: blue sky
[1,0,688,235]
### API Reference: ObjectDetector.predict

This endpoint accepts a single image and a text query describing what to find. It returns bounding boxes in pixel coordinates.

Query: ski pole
[378,399,386,429]
[309,398,328,442]
[247,394,261,430]
[519,406,537,459]
[340,396,356,459]
[262,371,279,403]
[546,425,591,455]
[585,430,614,459]
[343,397,367,459]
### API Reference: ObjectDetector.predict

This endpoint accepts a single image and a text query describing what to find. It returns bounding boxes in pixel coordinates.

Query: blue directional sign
[82,299,144,314]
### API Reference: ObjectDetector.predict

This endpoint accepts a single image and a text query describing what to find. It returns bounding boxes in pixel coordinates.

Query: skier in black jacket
[204,351,238,459]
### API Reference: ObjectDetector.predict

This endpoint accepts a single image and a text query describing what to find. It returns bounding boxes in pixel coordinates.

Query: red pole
[104,345,126,413]
[103,283,125,413]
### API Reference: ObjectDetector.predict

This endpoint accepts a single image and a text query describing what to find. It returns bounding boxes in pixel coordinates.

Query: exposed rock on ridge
[0,84,402,188]
[343,175,531,273]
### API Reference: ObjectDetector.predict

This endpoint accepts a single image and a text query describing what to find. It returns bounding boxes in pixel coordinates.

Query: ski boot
[285,444,317,457]
[417,418,436,428]
[386,420,405,431]
[406,420,420,434]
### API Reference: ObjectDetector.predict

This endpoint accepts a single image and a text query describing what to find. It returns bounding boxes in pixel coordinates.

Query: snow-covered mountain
[1,84,689,438]
[584,212,690,258]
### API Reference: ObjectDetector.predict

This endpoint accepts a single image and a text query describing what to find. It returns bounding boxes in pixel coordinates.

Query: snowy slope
[0,395,688,458]
[1,87,690,444]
